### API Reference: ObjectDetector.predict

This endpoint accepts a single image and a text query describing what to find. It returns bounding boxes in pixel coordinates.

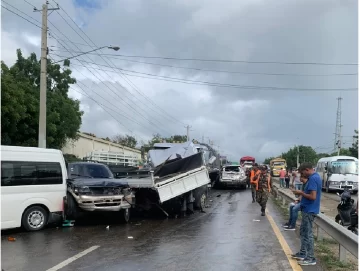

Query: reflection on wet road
[2,189,295,271]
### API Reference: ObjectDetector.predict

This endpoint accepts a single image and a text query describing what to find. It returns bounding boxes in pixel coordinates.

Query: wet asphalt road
[2,189,312,271]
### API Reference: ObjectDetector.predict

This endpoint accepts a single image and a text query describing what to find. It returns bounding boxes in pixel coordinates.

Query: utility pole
[185,125,192,141]
[34,2,59,148]
[296,145,300,168]
[333,97,343,155]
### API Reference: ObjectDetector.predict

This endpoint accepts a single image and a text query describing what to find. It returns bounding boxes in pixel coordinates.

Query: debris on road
[106,225,110,230]
[7,237,16,242]
[128,236,134,239]
[253,219,261,222]
[62,220,75,227]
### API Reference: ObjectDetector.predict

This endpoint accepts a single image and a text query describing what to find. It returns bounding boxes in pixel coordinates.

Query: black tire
[22,206,48,231]
[121,208,130,223]
[352,191,358,195]
[194,187,207,211]
[65,192,80,220]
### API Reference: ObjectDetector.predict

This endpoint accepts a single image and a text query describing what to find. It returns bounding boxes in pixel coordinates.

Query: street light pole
[54,46,120,63]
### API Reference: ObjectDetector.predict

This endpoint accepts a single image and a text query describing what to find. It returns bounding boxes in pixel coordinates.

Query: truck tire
[121,208,130,223]
[22,206,48,231]
[194,186,207,211]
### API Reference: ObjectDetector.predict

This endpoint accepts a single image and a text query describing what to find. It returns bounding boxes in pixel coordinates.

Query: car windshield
[69,164,114,178]
[329,161,358,175]
[224,166,240,172]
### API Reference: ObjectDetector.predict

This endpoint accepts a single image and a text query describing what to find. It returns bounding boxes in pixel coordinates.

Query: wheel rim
[27,210,45,229]
[200,194,206,210]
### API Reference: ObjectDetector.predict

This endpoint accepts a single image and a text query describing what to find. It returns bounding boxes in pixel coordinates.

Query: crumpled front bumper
[219,178,247,186]
[70,191,134,212]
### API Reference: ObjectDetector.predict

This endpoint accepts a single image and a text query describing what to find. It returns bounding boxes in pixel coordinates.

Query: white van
[316,156,358,194]
[1,146,67,231]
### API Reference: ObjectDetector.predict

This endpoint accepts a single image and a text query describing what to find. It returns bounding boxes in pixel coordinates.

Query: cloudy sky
[2,0,358,162]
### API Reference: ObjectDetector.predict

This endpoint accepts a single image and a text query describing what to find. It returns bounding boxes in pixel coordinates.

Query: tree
[263,157,275,164]
[112,134,137,148]
[349,130,358,158]
[264,146,319,169]
[330,148,352,157]
[1,49,83,149]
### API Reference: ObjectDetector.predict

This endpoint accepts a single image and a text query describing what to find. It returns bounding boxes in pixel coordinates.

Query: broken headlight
[78,186,91,194]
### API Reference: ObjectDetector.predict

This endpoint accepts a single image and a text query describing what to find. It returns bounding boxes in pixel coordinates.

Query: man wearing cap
[251,165,271,216]
[249,163,261,203]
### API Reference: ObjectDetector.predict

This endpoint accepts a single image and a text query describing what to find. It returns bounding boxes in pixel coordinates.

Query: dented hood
[68,178,129,188]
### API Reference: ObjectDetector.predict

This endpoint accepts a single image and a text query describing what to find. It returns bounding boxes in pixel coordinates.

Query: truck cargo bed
[125,166,210,203]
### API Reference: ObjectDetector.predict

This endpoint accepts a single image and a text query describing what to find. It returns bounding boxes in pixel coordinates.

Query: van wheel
[22,206,48,231]
[121,208,130,223]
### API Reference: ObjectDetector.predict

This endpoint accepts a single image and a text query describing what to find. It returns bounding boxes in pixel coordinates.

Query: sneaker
[291,253,305,261]
[284,226,295,231]
[261,211,265,216]
[282,223,289,228]
[298,259,316,266]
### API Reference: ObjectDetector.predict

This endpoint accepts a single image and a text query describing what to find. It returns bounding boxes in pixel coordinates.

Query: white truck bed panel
[155,167,210,203]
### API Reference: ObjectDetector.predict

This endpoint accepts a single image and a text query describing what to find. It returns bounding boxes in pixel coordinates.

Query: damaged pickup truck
[65,162,134,222]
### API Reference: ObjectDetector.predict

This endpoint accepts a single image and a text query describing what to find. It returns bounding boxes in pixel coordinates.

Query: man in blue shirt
[291,162,322,266]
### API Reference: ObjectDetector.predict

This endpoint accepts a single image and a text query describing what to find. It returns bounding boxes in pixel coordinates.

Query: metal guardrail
[272,182,358,262]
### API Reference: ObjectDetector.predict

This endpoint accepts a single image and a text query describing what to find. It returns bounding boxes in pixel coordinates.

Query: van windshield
[329,161,358,175]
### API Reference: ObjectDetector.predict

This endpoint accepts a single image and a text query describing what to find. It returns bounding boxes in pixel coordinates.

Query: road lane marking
[265,210,303,271]
[46,245,100,271]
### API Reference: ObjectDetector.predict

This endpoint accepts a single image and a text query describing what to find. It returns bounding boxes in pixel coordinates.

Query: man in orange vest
[250,163,261,203]
[251,165,272,216]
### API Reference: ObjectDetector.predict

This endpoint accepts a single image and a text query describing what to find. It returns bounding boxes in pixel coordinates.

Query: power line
[49,48,357,77]
[51,50,358,66]
[1,4,42,29]
[49,54,358,92]
[3,1,41,25]
[47,28,171,136]
[49,2,186,126]
[48,56,147,140]
[47,6,184,131]
[47,35,170,136]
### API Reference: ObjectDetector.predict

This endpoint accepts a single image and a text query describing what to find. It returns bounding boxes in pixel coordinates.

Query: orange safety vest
[251,170,271,192]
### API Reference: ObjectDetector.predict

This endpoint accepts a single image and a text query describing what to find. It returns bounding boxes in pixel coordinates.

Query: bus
[270,158,287,177]
[1,146,67,231]
[316,156,358,194]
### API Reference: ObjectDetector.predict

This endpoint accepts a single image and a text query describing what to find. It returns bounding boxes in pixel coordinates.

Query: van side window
[1,161,63,186]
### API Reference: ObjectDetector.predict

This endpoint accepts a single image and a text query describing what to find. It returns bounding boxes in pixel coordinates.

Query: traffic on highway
[2,141,359,270]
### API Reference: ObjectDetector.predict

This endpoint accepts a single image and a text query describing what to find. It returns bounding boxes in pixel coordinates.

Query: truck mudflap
[155,167,210,203]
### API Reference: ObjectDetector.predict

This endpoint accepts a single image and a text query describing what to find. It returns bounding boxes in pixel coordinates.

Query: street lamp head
[109,46,120,51]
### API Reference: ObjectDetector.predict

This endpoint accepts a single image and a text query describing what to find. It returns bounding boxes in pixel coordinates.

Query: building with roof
[62,132,141,166]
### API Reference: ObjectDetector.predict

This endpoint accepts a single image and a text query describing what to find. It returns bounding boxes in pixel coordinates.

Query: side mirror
[209,156,216,164]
